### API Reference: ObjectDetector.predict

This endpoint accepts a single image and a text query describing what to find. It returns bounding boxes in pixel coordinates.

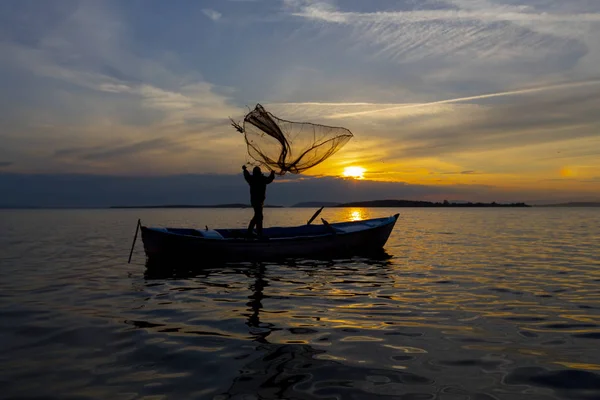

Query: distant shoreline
[4,200,600,210]
[109,203,284,209]
[534,202,600,207]
[110,199,532,208]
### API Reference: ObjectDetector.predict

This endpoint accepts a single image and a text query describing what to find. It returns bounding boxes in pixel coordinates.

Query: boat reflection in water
[214,258,436,399]
[142,254,442,399]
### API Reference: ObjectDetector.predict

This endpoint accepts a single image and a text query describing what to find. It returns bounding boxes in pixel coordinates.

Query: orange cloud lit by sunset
[278,94,600,200]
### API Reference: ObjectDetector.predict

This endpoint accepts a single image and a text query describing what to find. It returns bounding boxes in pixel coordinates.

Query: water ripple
[1,208,600,399]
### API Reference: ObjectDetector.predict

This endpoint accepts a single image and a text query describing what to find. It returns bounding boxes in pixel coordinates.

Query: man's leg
[248,202,258,235]
[247,216,256,235]
[254,203,264,237]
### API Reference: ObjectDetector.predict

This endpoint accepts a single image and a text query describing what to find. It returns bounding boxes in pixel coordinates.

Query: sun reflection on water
[348,208,366,221]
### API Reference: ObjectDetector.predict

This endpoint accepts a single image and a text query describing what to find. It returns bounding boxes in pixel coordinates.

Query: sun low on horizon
[342,166,366,180]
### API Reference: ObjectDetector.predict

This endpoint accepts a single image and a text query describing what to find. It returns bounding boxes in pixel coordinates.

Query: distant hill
[335,199,530,208]
[292,201,341,208]
[536,202,600,207]
[110,203,284,209]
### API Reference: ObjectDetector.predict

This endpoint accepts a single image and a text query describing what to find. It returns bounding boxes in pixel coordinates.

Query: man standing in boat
[243,165,275,237]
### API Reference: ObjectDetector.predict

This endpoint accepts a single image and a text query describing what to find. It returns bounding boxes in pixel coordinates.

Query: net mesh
[231,104,353,175]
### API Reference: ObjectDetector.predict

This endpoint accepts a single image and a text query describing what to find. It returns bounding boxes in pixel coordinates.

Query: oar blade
[307,206,325,225]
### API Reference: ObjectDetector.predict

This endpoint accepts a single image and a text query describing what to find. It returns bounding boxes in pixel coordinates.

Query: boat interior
[151,216,394,240]
[158,224,335,240]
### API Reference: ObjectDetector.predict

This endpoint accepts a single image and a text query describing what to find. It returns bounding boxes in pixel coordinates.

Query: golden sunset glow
[342,166,366,179]
[560,167,576,178]
[2,1,600,206]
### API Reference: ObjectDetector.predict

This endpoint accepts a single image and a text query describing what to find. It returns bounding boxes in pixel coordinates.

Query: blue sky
[1,0,600,205]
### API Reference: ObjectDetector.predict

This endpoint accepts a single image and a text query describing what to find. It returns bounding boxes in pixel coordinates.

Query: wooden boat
[138,214,399,262]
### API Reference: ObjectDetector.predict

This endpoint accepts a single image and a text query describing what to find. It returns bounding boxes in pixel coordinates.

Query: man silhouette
[243,165,275,237]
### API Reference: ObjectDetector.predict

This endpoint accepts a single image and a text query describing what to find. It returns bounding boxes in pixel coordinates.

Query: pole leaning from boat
[128,219,141,263]
[307,206,325,225]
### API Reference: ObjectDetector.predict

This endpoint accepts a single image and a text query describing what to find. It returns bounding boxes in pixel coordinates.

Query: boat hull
[140,214,398,263]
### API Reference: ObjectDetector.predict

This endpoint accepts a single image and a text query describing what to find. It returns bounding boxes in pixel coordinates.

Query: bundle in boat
[231,104,353,175]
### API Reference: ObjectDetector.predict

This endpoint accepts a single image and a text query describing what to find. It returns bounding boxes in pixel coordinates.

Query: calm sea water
[1,207,600,399]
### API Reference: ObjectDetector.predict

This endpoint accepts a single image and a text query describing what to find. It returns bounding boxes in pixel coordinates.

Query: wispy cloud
[439,170,480,175]
[0,162,13,168]
[322,79,600,119]
[1,1,239,115]
[54,138,189,161]
[0,1,245,174]
[2,31,239,125]
[202,9,222,21]
[284,0,600,73]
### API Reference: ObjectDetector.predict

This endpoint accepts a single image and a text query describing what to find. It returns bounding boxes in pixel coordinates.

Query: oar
[128,219,141,264]
[307,206,324,225]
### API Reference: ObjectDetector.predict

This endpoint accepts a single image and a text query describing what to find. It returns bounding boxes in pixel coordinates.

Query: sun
[343,166,366,179]
[560,167,576,178]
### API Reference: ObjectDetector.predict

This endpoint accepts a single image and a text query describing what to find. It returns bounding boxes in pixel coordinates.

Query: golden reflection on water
[554,362,600,371]
[346,208,367,221]
[383,345,428,353]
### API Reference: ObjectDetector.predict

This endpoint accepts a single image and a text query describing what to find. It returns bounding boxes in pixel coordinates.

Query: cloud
[439,170,480,175]
[202,9,222,21]
[266,79,600,163]
[1,172,598,208]
[0,172,559,208]
[283,0,600,86]
[0,162,13,168]
[0,1,244,174]
[392,90,600,159]
[0,1,239,115]
[285,0,347,23]
[54,138,189,161]
[136,83,241,125]
[323,80,600,119]
[1,38,239,125]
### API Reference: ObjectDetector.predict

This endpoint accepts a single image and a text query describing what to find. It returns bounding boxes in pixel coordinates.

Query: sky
[1,0,600,206]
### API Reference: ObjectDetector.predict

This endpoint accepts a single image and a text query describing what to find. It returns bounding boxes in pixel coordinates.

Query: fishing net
[231,104,353,175]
